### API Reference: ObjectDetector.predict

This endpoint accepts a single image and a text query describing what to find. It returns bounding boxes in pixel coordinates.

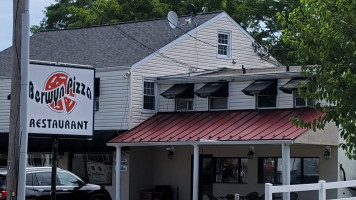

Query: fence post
[234,193,239,200]
[318,180,326,200]
[265,183,273,200]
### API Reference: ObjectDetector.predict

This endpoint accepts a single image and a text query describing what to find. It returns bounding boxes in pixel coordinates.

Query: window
[258,157,319,184]
[209,97,228,110]
[72,153,113,185]
[217,32,231,58]
[57,172,79,186]
[294,91,314,107]
[176,98,193,111]
[94,78,100,111]
[143,81,156,110]
[257,95,276,108]
[215,157,247,183]
[35,172,55,186]
[242,79,277,109]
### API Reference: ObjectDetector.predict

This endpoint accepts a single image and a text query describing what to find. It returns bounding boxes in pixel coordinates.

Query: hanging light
[247,146,255,159]
[324,146,331,160]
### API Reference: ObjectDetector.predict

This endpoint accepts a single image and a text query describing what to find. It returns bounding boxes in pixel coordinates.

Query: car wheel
[89,193,108,200]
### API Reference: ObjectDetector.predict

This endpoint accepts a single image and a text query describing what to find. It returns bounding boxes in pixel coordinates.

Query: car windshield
[0,175,6,187]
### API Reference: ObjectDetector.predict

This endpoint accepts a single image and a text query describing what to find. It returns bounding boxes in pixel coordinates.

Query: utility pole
[7,0,29,200]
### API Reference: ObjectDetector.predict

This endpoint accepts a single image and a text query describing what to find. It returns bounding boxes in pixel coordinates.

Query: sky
[0,0,56,51]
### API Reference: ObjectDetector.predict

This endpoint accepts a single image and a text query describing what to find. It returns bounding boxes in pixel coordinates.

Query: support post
[50,136,58,200]
[116,146,122,200]
[192,144,199,200]
[282,144,290,200]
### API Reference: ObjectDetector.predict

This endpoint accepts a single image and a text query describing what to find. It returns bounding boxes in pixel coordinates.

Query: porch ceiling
[108,108,322,146]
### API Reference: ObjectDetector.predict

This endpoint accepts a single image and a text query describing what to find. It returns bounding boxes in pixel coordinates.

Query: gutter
[107,139,294,147]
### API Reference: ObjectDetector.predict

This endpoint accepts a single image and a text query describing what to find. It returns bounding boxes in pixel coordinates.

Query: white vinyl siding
[94,70,130,130]
[278,79,293,108]
[229,82,255,110]
[130,14,280,127]
[0,78,11,132]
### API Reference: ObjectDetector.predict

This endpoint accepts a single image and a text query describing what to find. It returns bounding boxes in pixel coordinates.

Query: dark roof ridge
[38,11,224,33]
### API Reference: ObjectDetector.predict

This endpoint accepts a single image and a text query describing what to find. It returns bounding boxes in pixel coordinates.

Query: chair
[290,192,298,200]
[246,192,259,200]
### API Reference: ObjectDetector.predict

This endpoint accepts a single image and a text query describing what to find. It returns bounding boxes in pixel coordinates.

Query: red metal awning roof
[109,108,322,144]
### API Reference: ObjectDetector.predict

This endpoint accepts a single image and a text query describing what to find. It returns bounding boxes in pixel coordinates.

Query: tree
[31,0,299,65]
[279,0,356,159]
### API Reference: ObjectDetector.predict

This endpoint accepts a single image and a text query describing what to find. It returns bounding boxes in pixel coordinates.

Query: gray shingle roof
[0,12,222,76]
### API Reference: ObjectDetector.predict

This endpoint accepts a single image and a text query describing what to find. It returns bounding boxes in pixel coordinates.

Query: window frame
[143,80,157,112]
[258,157,319,184]
[256,94,277,109]
[176,98,194,111]
[209,96,228,110]
[214,157,248,184]
[293,91,314,108]
[217,31,232,59]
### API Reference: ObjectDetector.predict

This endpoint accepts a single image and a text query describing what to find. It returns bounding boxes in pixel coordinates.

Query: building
[0,11,355,200]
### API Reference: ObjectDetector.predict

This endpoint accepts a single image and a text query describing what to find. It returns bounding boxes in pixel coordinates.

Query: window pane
[291,158,302,184]
[258,95,276,108]
[303,158,319,183]
[240,158,248,184]
[176,99,193,111]
[210,97,227,109]
[144,96,155,110]
[215,158,240,183]
[295,93,306,107]
[58,172,79,186]
[263,158,277,183]
[26,173,33,186]
[218,45,227,55]
[35,172,52,186]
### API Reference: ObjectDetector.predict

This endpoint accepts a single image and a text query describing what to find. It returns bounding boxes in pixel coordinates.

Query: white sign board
[27,63,94,137]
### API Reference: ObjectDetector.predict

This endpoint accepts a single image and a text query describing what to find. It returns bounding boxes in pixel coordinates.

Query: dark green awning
[279,78,307,94]
[160,84,194,99]
[195,82,228,98]
[242,79,277,96]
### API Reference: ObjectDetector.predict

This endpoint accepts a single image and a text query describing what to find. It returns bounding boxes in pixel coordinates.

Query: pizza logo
[45,72,76,113]
[29,71,92,114]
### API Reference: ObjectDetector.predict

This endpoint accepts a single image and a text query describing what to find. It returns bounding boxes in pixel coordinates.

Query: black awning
[0,130,121,153]
[279,78,307,94]
[242,79,277,96]
[195,82,228,98]
[160,84,194,99]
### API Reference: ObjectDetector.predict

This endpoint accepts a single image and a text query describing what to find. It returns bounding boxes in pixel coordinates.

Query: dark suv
[0,167,112,200]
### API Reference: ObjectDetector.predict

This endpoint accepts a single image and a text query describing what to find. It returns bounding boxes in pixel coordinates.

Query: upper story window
[143,81,156,110]
[242,79,277,109]
[279,78,311,108]
[195,82,229,110]
[217,31,231,58]
[160,84,194,111]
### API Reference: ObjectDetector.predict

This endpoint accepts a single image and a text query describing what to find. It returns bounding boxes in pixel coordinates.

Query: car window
[26,173,33,186]
[35,172,53,186]
[57,172,79,186]
[0,175,6,187]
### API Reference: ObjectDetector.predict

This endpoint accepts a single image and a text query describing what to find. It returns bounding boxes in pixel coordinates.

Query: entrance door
[191,155,214,200]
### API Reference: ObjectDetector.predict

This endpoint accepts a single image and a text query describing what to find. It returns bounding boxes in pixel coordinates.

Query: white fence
[265,180,356,200]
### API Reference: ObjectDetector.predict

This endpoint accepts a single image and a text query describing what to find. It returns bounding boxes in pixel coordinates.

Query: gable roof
[0,12,222,76]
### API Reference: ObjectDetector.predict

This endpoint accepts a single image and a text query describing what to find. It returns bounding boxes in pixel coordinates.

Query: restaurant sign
[27,63,94,137]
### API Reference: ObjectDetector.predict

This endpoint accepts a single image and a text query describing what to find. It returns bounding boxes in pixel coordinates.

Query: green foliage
[280,0,356,159]
[31,0,299,65]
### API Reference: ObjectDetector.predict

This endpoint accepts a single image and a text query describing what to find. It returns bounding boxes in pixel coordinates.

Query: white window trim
[217,30,232,59]
[175,98,194,111]
[293,91,312,108]
[142,79,157,113]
